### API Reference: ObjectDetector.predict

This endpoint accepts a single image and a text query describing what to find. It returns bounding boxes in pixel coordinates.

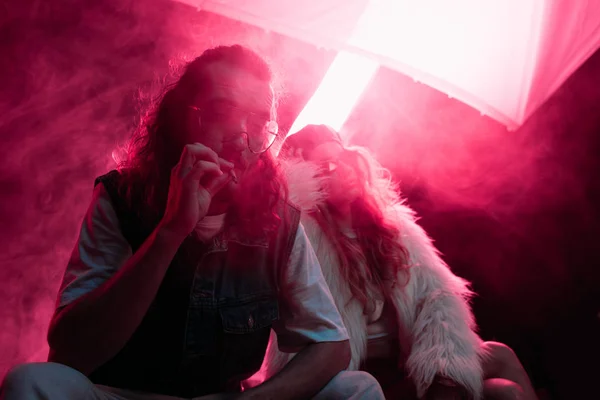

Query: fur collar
[277,157,485,399]
[281,158,327,212]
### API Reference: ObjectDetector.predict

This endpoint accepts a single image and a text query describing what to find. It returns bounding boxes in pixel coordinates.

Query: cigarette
[229,169,238,183]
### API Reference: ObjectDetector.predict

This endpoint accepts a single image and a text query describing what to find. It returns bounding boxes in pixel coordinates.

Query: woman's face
[306,142,363,207]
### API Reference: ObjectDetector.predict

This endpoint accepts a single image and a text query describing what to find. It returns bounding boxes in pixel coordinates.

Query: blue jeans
[1,362,384,400]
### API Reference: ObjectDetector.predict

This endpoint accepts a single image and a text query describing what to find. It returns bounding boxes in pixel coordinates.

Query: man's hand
[239,341,350,400]
[47,144,233,374]
[160,143,233,239]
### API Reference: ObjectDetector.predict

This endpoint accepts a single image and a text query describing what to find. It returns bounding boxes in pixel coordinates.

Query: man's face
[188,61,275,199]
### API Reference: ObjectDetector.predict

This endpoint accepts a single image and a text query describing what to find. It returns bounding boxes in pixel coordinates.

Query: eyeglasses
[189,104,278,154]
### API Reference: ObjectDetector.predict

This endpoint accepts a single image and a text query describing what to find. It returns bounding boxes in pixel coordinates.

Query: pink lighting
[287,51,378,137]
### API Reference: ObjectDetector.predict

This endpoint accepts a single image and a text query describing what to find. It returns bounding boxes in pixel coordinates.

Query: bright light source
[288,51,378,138]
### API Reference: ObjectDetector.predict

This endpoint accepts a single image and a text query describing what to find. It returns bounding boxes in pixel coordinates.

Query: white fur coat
[244,160,486,399]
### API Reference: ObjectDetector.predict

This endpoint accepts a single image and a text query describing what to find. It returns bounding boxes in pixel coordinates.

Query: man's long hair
[117,45,285,234]
[313,146,411,308]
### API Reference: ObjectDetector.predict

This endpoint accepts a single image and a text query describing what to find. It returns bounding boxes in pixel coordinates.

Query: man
[0,45,383,399]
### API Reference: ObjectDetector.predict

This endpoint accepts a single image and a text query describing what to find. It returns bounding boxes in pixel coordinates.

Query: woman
[244,125,538,399]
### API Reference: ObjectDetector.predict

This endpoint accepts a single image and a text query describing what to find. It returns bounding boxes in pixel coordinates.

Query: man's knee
[1,363,49,398]
[337,371,382,395]
[2,363,48,392]
[321,371,385,399]
[1,362,88,398]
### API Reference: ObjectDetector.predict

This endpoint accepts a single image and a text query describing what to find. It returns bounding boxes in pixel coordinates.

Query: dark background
[1,1,598,398]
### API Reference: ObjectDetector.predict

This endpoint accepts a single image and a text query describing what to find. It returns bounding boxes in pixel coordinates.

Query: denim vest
[88,170,300,397]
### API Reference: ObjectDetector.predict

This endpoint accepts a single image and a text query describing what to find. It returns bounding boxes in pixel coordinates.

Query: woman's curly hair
[281,125,411,309]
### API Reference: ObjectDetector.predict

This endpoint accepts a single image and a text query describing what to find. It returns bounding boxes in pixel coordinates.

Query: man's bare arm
[48,226,183,375]
[49,144,233,375]
[241,340,350,400]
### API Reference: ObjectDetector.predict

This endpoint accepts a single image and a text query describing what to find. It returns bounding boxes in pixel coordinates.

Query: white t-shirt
[58,183,349,352]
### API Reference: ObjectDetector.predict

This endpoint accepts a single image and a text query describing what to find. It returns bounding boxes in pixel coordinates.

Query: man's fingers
[217,158,234,172]
[204,172,232,197]
[176,145,194,173]
[185,143,220,164]
[175,143,234,179]
[186,161,222,182]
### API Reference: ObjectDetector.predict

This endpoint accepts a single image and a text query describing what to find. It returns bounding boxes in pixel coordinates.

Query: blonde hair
[312,144,411,308]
